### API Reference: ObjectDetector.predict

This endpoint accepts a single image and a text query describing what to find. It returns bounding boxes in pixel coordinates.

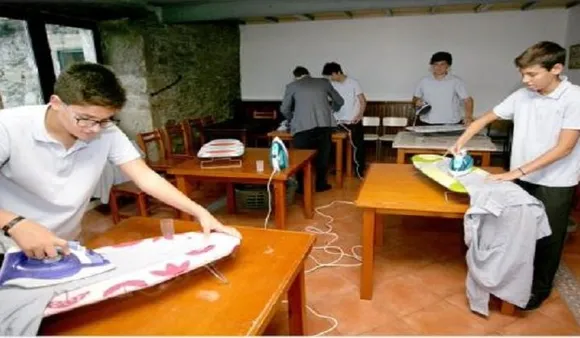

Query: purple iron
[0,241,115,289]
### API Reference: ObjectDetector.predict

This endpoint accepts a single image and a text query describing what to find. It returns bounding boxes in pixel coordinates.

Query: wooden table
[40,217,315,336]
[393,131,498,166]
[354,164,515,314]
[267,130,352,188]
[168,148,316,230]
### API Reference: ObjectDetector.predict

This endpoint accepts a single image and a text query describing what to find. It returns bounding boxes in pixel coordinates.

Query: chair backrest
[253,110,277,120]
[184,118,206,146]
[201,115,215,126]
[362,116,381,126]
[382,117,408,127]
[161,123,193,158]
[137,129,166,162]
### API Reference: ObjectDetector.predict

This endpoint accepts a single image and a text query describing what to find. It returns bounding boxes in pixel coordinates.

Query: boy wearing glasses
[451,41,580,310]
[0,62,240,260]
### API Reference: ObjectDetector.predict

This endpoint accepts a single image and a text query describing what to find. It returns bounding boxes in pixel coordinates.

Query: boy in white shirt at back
[452,41,580,310]
[322,62,367,177]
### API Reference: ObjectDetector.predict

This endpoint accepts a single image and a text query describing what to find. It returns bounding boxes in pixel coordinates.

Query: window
[46,24,97,77]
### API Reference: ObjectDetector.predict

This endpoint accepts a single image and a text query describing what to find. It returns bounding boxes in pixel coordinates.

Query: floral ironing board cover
[411,154,488,194]
[43,232,240,317]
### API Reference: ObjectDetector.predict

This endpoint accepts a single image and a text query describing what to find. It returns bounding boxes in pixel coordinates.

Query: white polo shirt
[414,74,470,124]
[0,104,141,246]
[493,76,580,187]
[331,77,364,122]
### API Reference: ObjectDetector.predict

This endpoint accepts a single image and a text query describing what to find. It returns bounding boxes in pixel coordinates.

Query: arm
[353,80,366,123]
[412,80,424,107]
[0,123,69,258]
[279,85,294,121]
[327,81,344,112]
[463,97,474,124]
[454,78,474,124]
[453,111,498,152]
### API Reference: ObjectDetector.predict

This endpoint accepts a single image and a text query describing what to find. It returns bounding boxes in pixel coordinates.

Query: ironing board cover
[411,154,488,193]
[42,232,240,317]
[406,124,465,134]
[197,139,245,159]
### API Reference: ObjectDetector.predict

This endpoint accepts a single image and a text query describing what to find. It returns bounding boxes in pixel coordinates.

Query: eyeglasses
[74,116,120,129]
[62,103,120,129]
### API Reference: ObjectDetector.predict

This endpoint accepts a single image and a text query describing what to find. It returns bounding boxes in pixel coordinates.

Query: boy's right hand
[415,99,424,107]
[7,220,70,259]
[448,142,462,155]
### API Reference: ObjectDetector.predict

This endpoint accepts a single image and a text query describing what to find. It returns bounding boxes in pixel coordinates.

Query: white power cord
[261,124,364,335]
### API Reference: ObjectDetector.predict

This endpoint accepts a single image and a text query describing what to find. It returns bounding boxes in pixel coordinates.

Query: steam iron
[0,241,115,289]
[449,149,474,177]
[270,136,289,171]
[412,102,432,126]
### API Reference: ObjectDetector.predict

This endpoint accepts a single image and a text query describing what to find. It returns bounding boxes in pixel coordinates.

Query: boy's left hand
[486,170,522,182]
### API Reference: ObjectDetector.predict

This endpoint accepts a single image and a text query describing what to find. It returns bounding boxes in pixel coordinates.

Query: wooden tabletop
[40,217,315,336]
[355,163,504,216]
[167,148,316,180]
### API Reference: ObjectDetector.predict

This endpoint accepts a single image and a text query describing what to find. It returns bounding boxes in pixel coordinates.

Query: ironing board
[42,231,240,317]
[411,154,488,194]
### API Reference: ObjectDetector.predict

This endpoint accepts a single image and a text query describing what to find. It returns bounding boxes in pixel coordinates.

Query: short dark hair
[514,41,566,70]
[430,51,452,65]
[293,66,310,78]
[54,62,126,109]
[322,62,343,76]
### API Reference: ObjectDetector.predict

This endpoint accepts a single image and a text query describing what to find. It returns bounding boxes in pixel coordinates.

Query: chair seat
[364,134,379,141]
[379,134,396,142]
[112,181,144,195]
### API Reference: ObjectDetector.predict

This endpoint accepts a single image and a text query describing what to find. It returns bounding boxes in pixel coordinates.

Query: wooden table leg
[396,149,406,164]
[226,183,237,214]
[374,214,383,247]
[500,301,516,315]
[303,161,314,219]
[176,175,193,221]
[346,140,353,178]
[335,140,344,188]
[480,152,491,166]
[361,208,376,300]
[274,181,287,229]
[288,265,306,335]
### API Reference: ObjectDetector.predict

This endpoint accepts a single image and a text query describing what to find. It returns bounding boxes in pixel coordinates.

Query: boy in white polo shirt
[0,62,239,260]
[322,62,367,176]
[413,51,474,125]
[452,41,580,310]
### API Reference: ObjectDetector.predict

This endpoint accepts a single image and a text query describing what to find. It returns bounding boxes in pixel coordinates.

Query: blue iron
[449,149,474,177]
[270,136,289,171]
[0,241,114,289]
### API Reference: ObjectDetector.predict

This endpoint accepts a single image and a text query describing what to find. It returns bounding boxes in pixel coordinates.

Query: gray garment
[456,171,551,316]
[279,76,344,135]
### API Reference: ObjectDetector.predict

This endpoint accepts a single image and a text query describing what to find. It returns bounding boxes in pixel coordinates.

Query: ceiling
[0,0,577,24]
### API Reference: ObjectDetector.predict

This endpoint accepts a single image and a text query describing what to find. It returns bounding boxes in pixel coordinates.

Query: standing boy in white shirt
[451,41,580,310]
[322,62,367,177]
[413,51,474,125]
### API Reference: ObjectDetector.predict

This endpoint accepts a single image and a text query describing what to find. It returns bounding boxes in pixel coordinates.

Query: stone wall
[99,18,241,132]
[99,20,153,139]
[0,18,43,108]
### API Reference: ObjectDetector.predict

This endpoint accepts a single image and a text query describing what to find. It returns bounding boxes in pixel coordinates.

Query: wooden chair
[161,123,194,160]
[379,117,408,161]
[109,129,180,224]
[363,116,381,161]
[201,115,215,126]
[252,110,278,147]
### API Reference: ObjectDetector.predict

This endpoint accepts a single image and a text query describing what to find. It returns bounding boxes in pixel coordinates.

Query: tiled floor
[81,173,580,336]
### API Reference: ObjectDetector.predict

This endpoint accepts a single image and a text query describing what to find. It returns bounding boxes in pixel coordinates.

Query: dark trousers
[337,121,366,177]
[515,179,576,299]
[293,127,332,189]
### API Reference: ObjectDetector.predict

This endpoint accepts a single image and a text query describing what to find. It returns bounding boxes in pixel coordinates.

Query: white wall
[240,9,568,115]
[566,6,580,84]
